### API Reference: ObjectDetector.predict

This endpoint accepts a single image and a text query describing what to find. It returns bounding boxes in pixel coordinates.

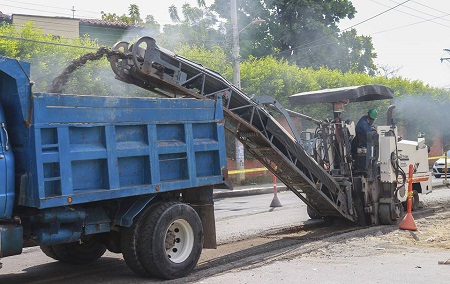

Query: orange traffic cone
[270,174,282,207]
[400,164,418,231]
[400,212,417,231]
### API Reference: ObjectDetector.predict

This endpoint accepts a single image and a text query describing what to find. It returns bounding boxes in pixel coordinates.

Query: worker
[353,108,378,149]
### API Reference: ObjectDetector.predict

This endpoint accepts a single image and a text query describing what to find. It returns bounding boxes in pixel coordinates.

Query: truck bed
[19,93,226,208]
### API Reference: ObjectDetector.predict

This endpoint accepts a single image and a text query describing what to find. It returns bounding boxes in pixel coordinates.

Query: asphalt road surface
[0,182,448,283]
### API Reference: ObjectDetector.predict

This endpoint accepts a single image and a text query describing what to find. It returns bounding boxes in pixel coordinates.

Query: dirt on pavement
[305,208,450,261]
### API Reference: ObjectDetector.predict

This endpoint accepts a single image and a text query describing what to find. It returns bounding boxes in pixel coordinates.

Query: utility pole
[71,6,75,18]
[231,0,245,185]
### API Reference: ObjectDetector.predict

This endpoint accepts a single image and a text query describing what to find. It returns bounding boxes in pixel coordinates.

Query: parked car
[432,150,450,178]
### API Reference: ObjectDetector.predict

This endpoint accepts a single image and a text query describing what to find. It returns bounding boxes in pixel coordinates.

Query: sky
[1,0,449,88]
[339,0,450,88]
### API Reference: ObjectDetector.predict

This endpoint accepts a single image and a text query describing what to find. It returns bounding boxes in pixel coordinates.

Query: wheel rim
[165,219,194,263]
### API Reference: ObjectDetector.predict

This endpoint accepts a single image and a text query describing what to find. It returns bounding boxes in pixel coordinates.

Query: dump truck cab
[0,59,26,220]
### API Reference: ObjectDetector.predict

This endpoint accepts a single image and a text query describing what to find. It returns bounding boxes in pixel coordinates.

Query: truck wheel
[121,202,161,276]
[40,245,59,260]
[51,238,106,264]
[133,201,203,279]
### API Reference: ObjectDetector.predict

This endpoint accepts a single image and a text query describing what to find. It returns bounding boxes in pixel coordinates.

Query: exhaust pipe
[387,105,396,125]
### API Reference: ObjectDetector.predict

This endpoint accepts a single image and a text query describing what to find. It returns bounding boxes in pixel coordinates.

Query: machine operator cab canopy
[288,84,395,173]
[288,84,395,143]
[288,84,394,107]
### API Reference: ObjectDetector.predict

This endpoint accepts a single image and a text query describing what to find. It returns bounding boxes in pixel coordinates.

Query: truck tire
[51,238,106,264]
[121,202,161,276]
[40,245,59,260]
[123,201,203,279]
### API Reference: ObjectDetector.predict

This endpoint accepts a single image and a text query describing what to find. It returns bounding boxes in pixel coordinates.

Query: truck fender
[115,195,156,227]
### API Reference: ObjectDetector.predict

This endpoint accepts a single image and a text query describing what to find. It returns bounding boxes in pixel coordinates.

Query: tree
[175,44,231,77]
[101,4,144,25]
[377,64,402,79]
[128,4,143,25]
[212,0,377,74]
[143,15,161,37]
[100,11,133,24]
[161,2,225,51]
[0,22,150,98]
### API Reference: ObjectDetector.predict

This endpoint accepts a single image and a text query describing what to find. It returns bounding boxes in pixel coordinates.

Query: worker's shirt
[355,115,372,147]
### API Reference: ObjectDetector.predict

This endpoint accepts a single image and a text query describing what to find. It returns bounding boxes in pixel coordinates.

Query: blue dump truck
[0,56,226,279]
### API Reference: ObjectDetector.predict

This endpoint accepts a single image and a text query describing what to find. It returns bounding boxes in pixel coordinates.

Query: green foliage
[2,5,450,149]
[101,11,134,24]
[175,44,232,77]
[240,56,319,105]
[0,22,151,98]
[160,3,224,51]
[238,55,450,142]
[171,40,450,148]
[212,0,376,74]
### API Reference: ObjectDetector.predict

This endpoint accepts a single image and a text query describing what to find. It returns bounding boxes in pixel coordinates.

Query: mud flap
[183,186,217,249]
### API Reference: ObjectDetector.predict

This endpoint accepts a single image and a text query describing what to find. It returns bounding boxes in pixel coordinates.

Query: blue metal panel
[0,105,15,219]
[16,93,226,208]
[185,123,196,181]
[0,224,23,257]
[148,124,160,185]
[32,94,217,126]
[57,127,73,197]
[105,125,120,189]
[0,57,35,210]
[116,195,156,227]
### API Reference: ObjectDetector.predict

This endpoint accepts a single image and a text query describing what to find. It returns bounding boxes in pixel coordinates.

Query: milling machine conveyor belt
[108,36,355,222]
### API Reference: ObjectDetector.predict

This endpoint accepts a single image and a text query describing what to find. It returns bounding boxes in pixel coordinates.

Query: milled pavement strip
[175,204,448,284]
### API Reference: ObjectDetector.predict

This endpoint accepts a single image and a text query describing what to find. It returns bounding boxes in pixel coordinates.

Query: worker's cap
[368,108,378,119]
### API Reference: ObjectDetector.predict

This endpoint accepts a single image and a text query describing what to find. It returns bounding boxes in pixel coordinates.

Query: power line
[0,35,98,49]
[371,10,450,35]
[0,0,100,18]
[262,0,450,59]
[341,0,411,31]
[1,16,226,44]
[0,3,75,18]
[411,0,450,19]
[265,0,411,58]
[9,17,147,33]
[0,0,175,24]
[3,0,99,16]
[371,0,450,28]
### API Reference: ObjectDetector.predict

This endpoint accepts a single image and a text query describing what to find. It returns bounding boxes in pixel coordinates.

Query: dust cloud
[393,94,449,140]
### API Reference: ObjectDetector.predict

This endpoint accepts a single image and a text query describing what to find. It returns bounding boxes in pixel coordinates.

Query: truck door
[0,104,14,219]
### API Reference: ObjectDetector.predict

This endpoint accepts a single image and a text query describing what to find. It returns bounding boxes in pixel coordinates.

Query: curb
[213,185,288,199]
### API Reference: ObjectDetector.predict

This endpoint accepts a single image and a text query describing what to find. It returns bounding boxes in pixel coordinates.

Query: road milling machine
[107,36,432,226]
